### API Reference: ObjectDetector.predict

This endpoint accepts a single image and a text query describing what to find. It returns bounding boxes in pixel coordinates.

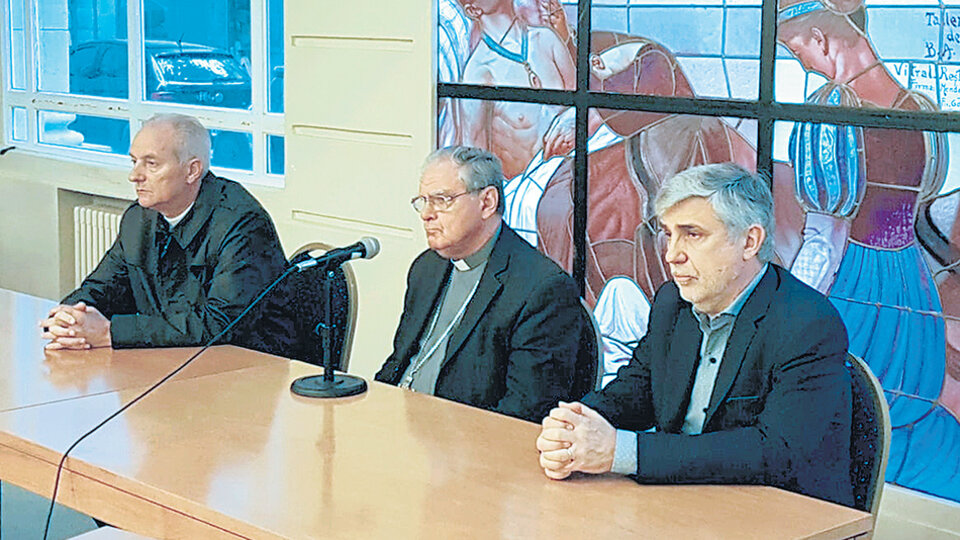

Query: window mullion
[250,0,265,176]
[126,0,143,135]
[23,0,36,144]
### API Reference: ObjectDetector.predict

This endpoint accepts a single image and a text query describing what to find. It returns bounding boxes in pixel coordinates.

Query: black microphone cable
[41,263,299,539]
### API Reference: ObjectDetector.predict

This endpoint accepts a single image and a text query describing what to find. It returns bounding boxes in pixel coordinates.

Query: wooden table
[0,288,288,413]
[0,289,873,539]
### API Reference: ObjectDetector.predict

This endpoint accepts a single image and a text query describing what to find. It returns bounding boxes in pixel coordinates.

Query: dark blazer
[63,172,292,350]
[376,224,596,422]
[582,264,854,507]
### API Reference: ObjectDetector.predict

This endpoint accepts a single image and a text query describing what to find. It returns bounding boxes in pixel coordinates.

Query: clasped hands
[39,302,111,350]
[536,401,617,479]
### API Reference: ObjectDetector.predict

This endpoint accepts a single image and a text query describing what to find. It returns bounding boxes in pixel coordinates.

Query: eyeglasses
[410,190,478,213]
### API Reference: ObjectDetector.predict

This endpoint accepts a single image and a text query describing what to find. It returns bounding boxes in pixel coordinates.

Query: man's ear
[480,186,499,219]
[743,224,766,260]
[811,27,828,56]
[185,158,204,185]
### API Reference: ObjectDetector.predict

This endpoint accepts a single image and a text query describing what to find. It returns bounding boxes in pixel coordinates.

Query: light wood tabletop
[0,355,873,540]
[0,288,288,413]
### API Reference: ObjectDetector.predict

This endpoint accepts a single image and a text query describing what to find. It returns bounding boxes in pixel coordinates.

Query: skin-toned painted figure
[456,0,575,179]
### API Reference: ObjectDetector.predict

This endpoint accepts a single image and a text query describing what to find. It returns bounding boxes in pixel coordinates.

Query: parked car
[67,39,251,153]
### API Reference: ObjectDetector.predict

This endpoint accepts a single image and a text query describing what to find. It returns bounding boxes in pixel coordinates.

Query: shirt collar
[452,224,501,271]
[163,201,195,229]
[692,263,769,325]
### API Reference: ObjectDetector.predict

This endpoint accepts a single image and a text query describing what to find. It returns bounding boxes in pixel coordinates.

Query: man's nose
[129,163,144,183]
[419,205,437,221]
[664,238,686,264]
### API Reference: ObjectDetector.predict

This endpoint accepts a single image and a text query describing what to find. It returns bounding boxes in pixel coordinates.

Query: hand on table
[536,401,616,480]
[40,302,111,350]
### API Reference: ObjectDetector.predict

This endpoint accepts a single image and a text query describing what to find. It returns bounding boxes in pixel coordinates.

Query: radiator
[73,205,123,288]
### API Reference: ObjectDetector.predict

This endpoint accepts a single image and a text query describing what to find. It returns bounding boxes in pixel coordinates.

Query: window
[2,0,285,185]
[438,0,960,503]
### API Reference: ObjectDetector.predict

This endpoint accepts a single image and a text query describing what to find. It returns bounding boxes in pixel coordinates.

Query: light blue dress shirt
[611,264,769,475]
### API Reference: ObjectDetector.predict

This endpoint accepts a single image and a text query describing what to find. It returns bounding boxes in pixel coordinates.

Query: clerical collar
[452,225,500,271]
[163,201,195,229]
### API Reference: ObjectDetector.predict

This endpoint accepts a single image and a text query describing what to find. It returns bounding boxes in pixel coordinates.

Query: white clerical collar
[451,224,501,272]
[163,201,195,229]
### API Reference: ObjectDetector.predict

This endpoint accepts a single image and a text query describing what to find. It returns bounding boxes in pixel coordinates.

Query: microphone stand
[290,263,367,398]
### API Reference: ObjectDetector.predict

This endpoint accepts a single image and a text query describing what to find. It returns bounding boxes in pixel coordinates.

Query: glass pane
[583,110,757,385]
[773,119,960,503]
[7,0,26,90]
[439,97,569,180]
[267,134,284,175]
[591,1,759,99]
[267,0,284,113]
[775,3,955,111]
[67,39,129,99]
[211,129,252,171]
[143,0,251,109]
[38,110,129,153]
[11,107,27,141]
[37,0,129,97]
[437,96,577,248]
[437,0,576,90]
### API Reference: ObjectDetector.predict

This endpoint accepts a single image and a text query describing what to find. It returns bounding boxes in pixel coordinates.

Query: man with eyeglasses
[375,146,596,422]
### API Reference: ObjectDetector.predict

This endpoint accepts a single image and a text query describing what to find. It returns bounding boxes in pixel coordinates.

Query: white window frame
[0,0,284,187]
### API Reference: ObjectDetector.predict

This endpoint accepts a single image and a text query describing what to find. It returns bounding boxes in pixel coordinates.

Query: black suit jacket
[376,224,595,422]
[63,172,293,351]
[582,264,854,507]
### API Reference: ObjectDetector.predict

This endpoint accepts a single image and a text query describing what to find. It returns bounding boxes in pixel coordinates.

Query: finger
[558,401,584,414]
[544,467,572,480]
[542,412,573,430]
[540,451,569,470]
[539,427,574,444]
[50,336,89,348]
[44,325,77,338]
[541,447,575,465]
[72,302,88,311]
[39,316,68,330]
[53,310,77,326]
[536,434,572,452]
[549,406,584,425]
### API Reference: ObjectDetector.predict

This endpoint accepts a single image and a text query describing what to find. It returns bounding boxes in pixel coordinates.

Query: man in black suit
[376,146,594,422]
[537,163,854,507]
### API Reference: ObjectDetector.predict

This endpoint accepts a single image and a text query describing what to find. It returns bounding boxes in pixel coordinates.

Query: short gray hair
[654,163,776,263]
[424,146,505,214]
[141,113,211,172]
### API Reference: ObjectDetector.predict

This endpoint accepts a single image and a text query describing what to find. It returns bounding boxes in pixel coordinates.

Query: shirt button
[709,357,717,364]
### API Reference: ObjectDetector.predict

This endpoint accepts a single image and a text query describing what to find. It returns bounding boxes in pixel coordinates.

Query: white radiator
[73,205,123,288]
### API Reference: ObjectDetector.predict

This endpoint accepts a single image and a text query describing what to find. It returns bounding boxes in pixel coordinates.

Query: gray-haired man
[41,113,291,351]
[537,163,854,507]
[376,146,595,422]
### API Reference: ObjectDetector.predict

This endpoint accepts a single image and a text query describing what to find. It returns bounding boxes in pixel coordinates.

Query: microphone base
[290,373,368,398]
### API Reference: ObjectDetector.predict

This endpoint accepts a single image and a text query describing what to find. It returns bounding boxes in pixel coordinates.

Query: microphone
[295,237,380,271]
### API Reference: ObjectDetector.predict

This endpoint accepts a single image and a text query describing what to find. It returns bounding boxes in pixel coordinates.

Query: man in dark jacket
[41,113,291,351]
[376,146,595,422]
[536,163,854,507]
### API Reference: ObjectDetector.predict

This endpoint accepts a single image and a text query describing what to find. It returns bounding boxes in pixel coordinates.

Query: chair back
[579,298,603,393]
[282,242,358,371]
[847,352,891,516]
